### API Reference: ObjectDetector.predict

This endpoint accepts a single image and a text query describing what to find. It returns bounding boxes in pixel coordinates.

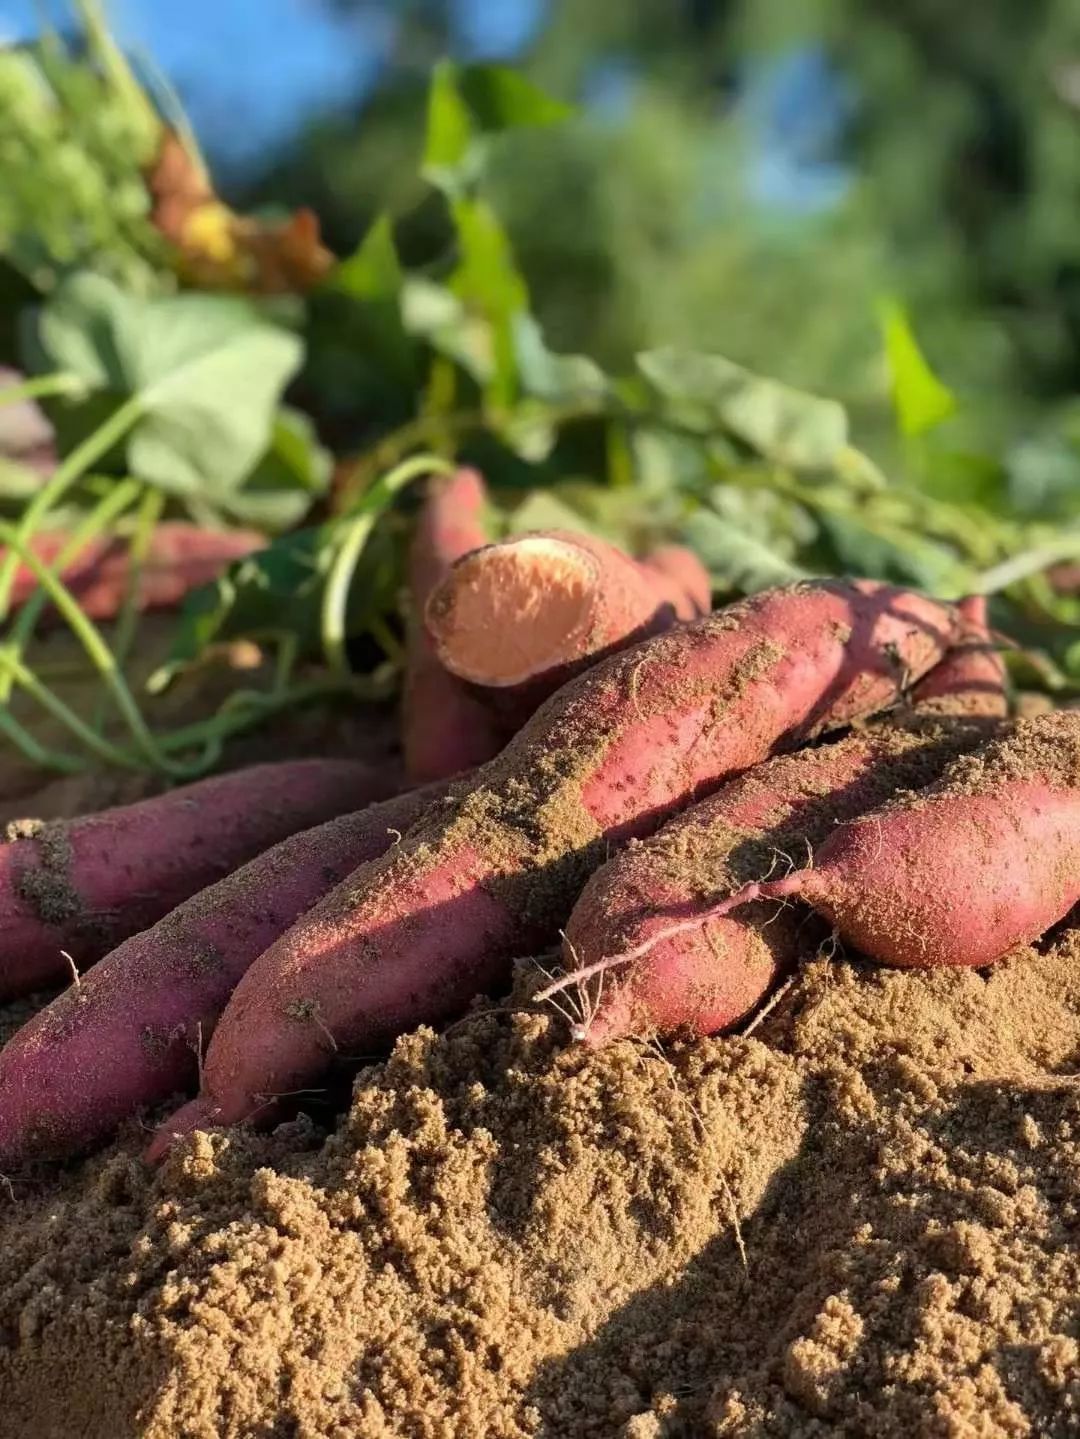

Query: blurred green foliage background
[6,0,1080,775]
[244,0,1080,434]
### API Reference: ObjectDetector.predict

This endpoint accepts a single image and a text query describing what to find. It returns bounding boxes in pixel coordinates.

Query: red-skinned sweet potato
[646,710,1080,974]
[424,531,709,725]
[402,468,504,783]
[638,544,712,618]
[547,590,1009,1044]
[0,781,451,1166]
[9,522,263,624]
[148,579,958,1156]
[909,595,1007,717]
[0,758,396,999]
[555,716,999,1047]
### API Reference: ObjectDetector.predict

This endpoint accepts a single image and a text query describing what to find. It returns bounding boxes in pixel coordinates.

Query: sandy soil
[1,918,1078,1437]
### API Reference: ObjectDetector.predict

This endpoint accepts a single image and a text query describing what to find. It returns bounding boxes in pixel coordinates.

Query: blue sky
[1,1,848,209]
[1,0,544,166]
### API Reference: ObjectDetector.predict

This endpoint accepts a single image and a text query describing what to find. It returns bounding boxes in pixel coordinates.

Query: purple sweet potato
[0,781,450,1165]
[0,758,396,998]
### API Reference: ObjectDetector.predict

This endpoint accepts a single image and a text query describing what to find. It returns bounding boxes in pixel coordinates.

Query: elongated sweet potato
[148,579,957,1154]
[9,523,263,624]
[555,714,998,1047]
[425,530,708,723]
[546,592,1008,1044]
[403,468,504,783]
[0,781,451,1166]
[909,595,1007,717]
[653,710,1080,973]
[0,759,396,999]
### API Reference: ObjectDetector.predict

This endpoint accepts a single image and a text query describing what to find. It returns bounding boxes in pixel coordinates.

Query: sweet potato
[549,593,1009,1044]
[662,710,1080,972]
[0,781,451,1166]
[0,759,396,999]
[8,522,263,624]
[555,713,998,1047]
[639,544,712,617]
[402,468,504,782]
[424,530,708,723]
[908,595,1007,717]
[148,579,957,1154]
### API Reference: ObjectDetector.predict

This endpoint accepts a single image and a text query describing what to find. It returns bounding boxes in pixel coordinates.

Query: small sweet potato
[556,714,996,1045]
[550,591,1009,1044]
[908,595,1007,717]
[639,544,712,618]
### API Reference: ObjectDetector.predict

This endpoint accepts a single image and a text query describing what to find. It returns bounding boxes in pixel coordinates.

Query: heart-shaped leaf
[637,346,848,469]
[222,408,331,532]
[30,271,302,499]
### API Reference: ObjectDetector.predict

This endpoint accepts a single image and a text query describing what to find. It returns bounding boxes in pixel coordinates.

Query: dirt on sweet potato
[1,913,1079,1436]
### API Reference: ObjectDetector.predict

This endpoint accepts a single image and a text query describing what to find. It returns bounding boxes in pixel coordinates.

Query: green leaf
[168,458,412,672]
[817,511,966,593]
[169,517,399,668]
[489,401,562,463]
[401,277,493,384]
[449,197,529,406]
[423,61,478,196]
[1006,436,1080,517]
[32,272,302,498]
[879,299,957,437]
[333,214,403,300]
[684,508,810,593]
[917,449,1008,510]
[457,65,575,131]
[636,347,848,469]
[222,408,331,532]
[313,216,416,413]
[168,527,328,667]
[513,313,609,407]
[503,488,600,535]
[422,62,572,197]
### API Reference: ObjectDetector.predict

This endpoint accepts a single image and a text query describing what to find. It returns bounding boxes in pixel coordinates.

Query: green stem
[335,409,488,508]
[95,485,164,729]
[153,679,370,760]
[3,479,141,663]
[0,650,141,770]
[322,454,456,675]
[976,538,1080,595]
[368,616,404,665]
[0,393,144,624]
[272,632,299,697]
[0,522,203,779]
[0,372,82,409]
[336,401,603,510]
[0,710,89,776]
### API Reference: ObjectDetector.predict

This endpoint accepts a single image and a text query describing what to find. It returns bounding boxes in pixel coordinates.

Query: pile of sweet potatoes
[5,468,1079,1174]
